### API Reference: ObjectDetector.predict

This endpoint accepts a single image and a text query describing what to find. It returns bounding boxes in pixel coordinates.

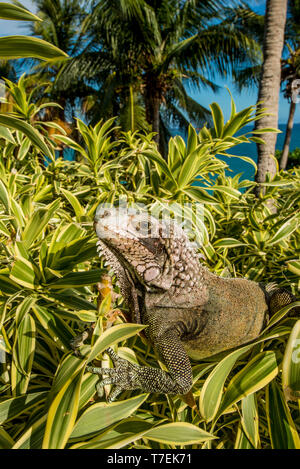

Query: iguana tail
[265,282,299,317]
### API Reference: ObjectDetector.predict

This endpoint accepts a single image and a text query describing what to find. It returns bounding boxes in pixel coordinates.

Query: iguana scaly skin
[84,207,298,401]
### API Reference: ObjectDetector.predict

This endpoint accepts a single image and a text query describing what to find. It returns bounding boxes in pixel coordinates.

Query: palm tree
[279,0,300,169]
[28,0,86,123]
[280,49,300,169]
[254,0,288,193]
[232,0,300,172]
[59,0,262,154]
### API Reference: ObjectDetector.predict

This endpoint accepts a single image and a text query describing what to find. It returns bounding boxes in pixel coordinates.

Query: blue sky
[0,0,299,124]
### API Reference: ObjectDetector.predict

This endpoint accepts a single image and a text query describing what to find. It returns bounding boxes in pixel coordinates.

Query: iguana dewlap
[86,207,296,401]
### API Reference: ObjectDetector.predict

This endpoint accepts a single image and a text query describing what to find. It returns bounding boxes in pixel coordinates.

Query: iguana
[74,207,298,402]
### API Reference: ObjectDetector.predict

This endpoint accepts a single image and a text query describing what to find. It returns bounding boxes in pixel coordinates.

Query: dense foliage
[0,76,299,449]
[276,147,300,170]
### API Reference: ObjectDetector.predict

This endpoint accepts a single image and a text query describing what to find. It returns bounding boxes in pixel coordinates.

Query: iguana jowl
[85,207,297,402]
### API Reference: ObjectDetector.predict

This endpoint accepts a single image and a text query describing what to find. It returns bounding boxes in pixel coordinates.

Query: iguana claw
[87,347,143,402]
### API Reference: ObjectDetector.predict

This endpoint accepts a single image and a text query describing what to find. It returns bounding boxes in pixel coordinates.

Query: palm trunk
[144,74,161,148]
[145,92,160,146]
[255,0,288,195]
[280,100,296,170]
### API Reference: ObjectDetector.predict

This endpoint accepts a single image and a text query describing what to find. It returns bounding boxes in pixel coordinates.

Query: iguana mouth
[96,236,162,291]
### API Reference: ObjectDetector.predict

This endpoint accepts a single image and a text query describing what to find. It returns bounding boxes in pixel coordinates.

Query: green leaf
[215,351,278,420]
[0,125,16,144]
[266,381,300,449]
[0,179,10,211]
[268,218,298,246]
[234,424,253,449]
[47,269,105,289]
[142,149,177,185]
[22,199,60,248]
[70,394,149,440]
[49,292,98,311]
[0,3,41,21]
[11,313,36,395]
[42,367,84,449]
[13,414,47,449]
[200,345,252,422]
[46,354,85,404]
[264,301,300,331]
[183,187,219,204]
[88,323,146,362]
[10,257,38,289]
[0,427,15,449]
[0,392,47,424]
[0,36,68,60]
[214,238,247,249]
[0,274,19,294]
[210,102,224,137]
[282,320,300,401]
[210,185,241,200]
[69,418,156,449]
[0,114,53,160]
[31,304,72,351]
[60,188,85,220]
[286,259,300,276]
[241,394,259,448]
[140,422,216,445]
[222,107,252,138]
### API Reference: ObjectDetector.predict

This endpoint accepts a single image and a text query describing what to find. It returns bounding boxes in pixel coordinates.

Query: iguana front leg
[87,327,193,401]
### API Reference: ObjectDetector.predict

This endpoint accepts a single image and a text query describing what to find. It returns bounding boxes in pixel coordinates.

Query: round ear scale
[143,265,161,283]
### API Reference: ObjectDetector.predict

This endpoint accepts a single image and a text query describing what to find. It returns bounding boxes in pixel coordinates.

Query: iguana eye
[99,210,110,219]
[135,220,151,235]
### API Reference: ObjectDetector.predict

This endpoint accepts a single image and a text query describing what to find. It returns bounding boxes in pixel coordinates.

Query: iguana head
[94,206,200,291]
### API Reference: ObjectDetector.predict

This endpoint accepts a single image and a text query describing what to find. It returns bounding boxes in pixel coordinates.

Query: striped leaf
[47,269,104,289]
[0,36,68,60]
[140,422,216,445]
[282,320,300,402]
[214,238,247,249]
[0,114,54,160]
[0,427,15,449]
[22,199,60,248]
[215,351,278,420]
[234,424,253,449]
[42,367,84,449]
[88,323,146,362]
[0,125,16,144]
[268,218,298,246]
[241,393,260,448]
[11,314,36,395]
[0,3,41,21]
[60,188,86,220]
[10,257,39,289]
[70,394,149,440]
[13,414,48,449]
[0,392,47,425]
[286,259,300,276]
[266,381,300,449]
[200,345,252,422]
[210,102,224,137]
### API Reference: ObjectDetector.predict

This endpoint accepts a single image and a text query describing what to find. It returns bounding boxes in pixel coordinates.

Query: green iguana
[72,207,298,402]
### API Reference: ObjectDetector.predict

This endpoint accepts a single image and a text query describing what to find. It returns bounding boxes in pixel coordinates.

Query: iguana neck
[96,239,142,322]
